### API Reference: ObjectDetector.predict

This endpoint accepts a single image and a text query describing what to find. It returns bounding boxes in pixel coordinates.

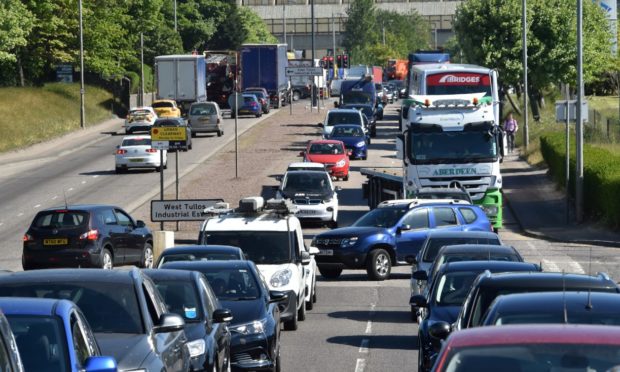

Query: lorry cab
[339,76,377,110]
[198,197,317,331]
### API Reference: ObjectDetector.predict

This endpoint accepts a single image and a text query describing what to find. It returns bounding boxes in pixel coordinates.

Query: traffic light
[342,54,349,68]
[336,55,342,68]
[328,56,334,69]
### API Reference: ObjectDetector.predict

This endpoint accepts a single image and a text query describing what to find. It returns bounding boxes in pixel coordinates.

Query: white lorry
[155,55,207,113]
[361,93,506,230]
[198,197,318,330]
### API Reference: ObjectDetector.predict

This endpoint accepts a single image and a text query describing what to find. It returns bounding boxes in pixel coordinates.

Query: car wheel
[139,243,154,268]
[230,112,235,118]
[328,219,338,229]
[312,284,317,303]
[283,304,298,331]
[318,266,342,279]
[306,297,314,311]
[115,166,122,174]
[256,113,261,118]
[125,129,132,134]
[100,248,113,270]
[273,350,281,372]
[411,305,418,322]
[418,337,425,372]
[298,297,306,321]
[218,130,223,137]
[366,249,391,281]
[361,156,367,160]
[343,174,349,181]
[163,162,168,170]
[293,91,301,101]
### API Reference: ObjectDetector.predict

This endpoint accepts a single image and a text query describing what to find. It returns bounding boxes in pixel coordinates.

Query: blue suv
[311,200,492,280]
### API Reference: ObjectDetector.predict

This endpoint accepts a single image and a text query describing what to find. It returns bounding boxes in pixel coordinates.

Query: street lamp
[78,0,85,129]
[174,0,177,32]
[283,0,287,48]
[522,0,529,149]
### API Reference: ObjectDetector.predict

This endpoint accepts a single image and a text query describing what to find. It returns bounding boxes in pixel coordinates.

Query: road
[1,100,619,371]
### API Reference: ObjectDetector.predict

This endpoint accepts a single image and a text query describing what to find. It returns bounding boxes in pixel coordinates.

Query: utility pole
[174,0,177,32]
[283,0,287,49]
[311,0,316,110]
[382,21,386,46]
[78,0,85,129]
[522,0,529,149]
[332,12,337,79]
[575,0,584,222]
[140,32,145,106]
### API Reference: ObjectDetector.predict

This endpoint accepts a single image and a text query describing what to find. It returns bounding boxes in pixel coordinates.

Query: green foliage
[344,0,429,65]
[238,7,278,45]
[0,0,33,63]
[454,0,615,91]
[540,132,620,227]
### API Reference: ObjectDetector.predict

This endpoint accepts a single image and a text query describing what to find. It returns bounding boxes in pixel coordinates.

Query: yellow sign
[151,126,187,141]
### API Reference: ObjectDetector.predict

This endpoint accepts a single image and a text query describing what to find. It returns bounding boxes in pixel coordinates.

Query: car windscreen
[423,237,501,262]
[153,279,203,322]
[327,112,361,126]
[332,126,364,137]
[190,104,216,115]
[353,207,408,228]
[309,143,344,155]
[152,102,173,108]
[243,96,256,103]
[122,138,151,147]
[7,315,69,372]
[443,344,620,371]
[32,210,89,229]
[435,271,479,306]
[204,231,292,265]
[158,252,241,267]
[201,268,260,301]
[0,283,144,334]
[283,172,331,194]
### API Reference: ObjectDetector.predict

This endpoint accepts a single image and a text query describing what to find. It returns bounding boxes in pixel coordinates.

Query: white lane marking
[355,359,366,372]
[0,222,4,226]
[34,204,41,209]
[52,196,58,200]
[359,339,369,353]
[68,187,74,191]
[81,180,86,184]
[92,175,99,178]
[365,321,372,334]
[17,213,23,217]
[542,258,561,273]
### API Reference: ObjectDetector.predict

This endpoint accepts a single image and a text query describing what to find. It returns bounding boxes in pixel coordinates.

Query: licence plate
[44,238,68,245]
[318,249,333,256]
[199,118,211,122]
[297,209,317,215]
[129,158,144,162]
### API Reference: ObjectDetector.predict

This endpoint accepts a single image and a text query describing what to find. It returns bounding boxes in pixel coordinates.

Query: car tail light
[23,234,33,242]
[116,149,127,155]
[146,149,157,153]
[80,229,99,240]
[251,102,258,107]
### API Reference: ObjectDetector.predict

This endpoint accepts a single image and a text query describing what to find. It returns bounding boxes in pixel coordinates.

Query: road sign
[151,141,169,150]
[555,100,589,122]
[285,67,324,77]
[151,126,187,141]
[151,199,224,221]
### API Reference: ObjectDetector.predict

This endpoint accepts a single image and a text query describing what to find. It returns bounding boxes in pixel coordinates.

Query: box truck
[155,55,207,114]
[240,44,289,108]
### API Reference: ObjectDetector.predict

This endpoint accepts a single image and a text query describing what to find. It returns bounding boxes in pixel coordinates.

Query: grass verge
[0,83,114,153]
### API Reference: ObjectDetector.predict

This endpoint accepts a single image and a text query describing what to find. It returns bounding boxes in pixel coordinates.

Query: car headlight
[270,269,292,287]
[231,319,267,335]
[480,205,499,216]
[336,159,346,167]
[186,339,206,358]
[341,237,358,247]
[356,141,366,147]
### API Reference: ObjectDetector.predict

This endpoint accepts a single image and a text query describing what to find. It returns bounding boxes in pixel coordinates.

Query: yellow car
[151,99,181,118]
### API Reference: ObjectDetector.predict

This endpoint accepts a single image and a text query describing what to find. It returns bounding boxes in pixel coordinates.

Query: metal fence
[585,108,620,144]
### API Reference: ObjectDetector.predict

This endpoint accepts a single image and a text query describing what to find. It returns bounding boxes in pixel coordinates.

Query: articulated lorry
[155,55,207,113]
[240,44,289,108]
[361,93,505,230]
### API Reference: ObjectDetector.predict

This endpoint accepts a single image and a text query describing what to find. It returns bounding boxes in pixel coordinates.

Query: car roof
[427,230,499,239]
[0,297,74,317]
[129,107,154,111]
[287,162,325,168]
[0,268,139,285]
[161,260,254,271]
[309,139,344,145]
[331,124,364,129]
[122,135,152,140]
[142,268,197,281]
[476,272,618,291]
[328,109,361,114]
[488,291,620,314]
[445,324,620,348]
[159,245,243,255]
[378,199,473,209]
[438,261,538,274]
[39,204,116,212]
[438,244,516,255]
[285,170,329,175]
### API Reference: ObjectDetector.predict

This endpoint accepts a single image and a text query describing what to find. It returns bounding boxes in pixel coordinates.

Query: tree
[343,0,378,63]
[0,0,33,63]
[238,6,277,44]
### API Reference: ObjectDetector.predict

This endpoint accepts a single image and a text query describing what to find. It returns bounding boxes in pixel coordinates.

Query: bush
[540,132,620,226]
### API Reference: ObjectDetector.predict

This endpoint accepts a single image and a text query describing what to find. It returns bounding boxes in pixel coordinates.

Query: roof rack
[203,196,298,217]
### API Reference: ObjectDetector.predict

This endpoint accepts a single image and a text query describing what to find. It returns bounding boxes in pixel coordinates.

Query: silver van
[188,102,223,137]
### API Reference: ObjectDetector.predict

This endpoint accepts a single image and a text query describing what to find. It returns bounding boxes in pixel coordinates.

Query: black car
[153,117,193,151]
[410,260,540,372]
[340,104,377,137]
[450,271,620,333]
[22,204,154,270]
[145,269,233,372]
[162,260,285,372]
[156,245,245,267]
[482,291,620,327]
[0,268,190,371]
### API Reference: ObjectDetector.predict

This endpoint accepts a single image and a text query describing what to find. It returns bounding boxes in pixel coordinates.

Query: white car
[115,135,167,173]
[124,107,158,134]
[319,109,366,138]
[286,162,326,172]
[276,170,339,228]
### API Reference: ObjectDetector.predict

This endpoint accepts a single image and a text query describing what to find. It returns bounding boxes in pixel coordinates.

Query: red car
[301,140,351,181]
[432,324,620,371]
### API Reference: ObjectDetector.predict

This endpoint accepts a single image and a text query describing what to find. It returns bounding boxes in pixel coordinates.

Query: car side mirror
[335,186,342,192]
[400,224,411,231]
[412,270,428,281]
[83,356,117,372]
[318,122,324,127]
[429,321,451,341]
[300,250,311,265]
[409,294,427,308]
[153,313,185,333]
[275,175,283,182]
[347,150,353,157]
[299,151,305,157]
[269,290,289,303]
[213,308,233,323]
[116,145,120,149]
[308,246,320,255]
[136,220,146,228]
[333,102,339,108]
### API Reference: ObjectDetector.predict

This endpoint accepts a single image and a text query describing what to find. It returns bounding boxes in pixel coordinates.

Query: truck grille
[314,238,343,248]
[294,199,322,205]
[419,176,492,200]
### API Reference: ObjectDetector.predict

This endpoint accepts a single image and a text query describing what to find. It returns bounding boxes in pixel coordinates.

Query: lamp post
[310,0,316,110]
[140,32,145,106]
[174,0,177,32]
[382,21,386,46]
[522,0,529,149]
[576,0,584,222]
[283,0,287,48]
[78,0,85,129]
[332,12,337,78]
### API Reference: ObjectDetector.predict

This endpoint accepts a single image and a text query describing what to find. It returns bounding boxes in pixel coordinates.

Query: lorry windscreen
[409,131,497,164]
[342,92,372,105]
[204,231,292,265]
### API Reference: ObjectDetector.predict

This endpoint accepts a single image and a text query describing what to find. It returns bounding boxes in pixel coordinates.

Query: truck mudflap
[475,188,503,230]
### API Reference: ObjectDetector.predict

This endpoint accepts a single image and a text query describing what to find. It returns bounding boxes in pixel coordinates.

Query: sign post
[151,199,224,222]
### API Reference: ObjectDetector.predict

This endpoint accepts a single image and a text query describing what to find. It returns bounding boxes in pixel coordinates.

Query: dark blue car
[156,245,245,267]
[0,297,117,372]
[230,94,262,118]
[410,261,540,372]
[328,124,369,160]
[312,200,492,281]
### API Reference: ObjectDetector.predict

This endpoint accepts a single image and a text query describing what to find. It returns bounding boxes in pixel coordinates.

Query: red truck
[386,59,407,80]
[372,66,383,83]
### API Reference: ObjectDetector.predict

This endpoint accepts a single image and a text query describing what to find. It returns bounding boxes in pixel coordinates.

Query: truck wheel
[319,266,342,279]
[298,297,306,321]
[366,249,391,281]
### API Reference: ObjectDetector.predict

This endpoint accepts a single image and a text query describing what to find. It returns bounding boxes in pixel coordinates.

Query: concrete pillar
[153,231,175,262]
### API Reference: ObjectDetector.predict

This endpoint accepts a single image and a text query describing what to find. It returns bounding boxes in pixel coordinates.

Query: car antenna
[586,289,593,310]
[63,189,68,209]
[588,246,592,276]
[562,270,568,324]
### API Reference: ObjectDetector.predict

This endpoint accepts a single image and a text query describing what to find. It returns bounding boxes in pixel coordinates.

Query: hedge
[540,132,620,227]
